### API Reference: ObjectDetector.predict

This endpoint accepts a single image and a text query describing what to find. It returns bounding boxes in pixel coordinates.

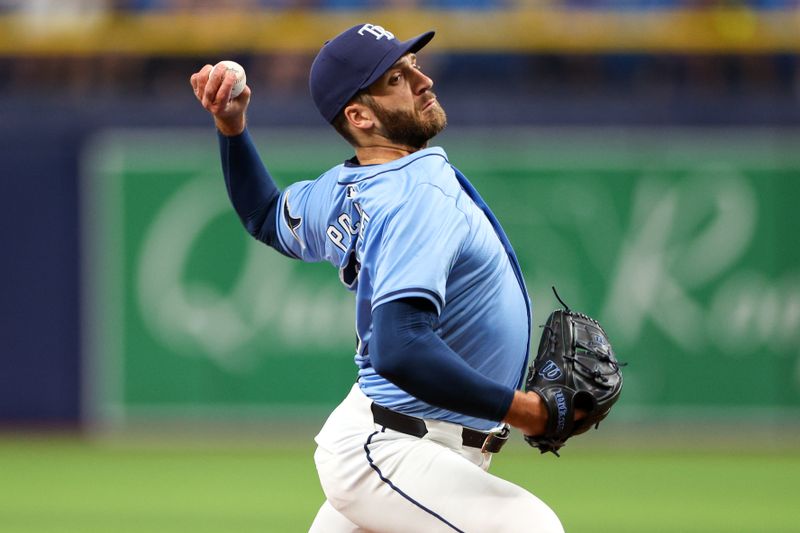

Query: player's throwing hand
[189,63,250,136]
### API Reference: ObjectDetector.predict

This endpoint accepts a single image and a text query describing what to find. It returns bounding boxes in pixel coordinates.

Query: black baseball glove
[524,288,624,456]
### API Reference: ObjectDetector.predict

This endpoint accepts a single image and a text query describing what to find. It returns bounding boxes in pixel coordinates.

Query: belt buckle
[481,424,510,453]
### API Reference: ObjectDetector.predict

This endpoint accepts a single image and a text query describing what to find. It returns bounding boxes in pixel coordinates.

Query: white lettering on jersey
[327,202,369,254]
[327,225,347,253]
[338,213,358,235]
[354,202,370,239]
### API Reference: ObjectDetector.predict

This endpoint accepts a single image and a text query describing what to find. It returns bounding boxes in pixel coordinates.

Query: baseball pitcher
[190,23,622,533]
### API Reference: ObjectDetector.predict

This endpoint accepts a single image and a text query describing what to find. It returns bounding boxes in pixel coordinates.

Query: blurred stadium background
[1,1,799,532]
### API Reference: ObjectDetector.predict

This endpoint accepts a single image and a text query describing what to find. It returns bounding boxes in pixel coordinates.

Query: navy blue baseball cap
[309,23,435,123]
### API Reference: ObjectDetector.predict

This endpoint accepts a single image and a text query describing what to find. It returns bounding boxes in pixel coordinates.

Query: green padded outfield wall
[83,128,800,424]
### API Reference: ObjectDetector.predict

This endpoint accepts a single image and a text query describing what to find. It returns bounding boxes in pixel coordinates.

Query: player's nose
[414,69,434,95]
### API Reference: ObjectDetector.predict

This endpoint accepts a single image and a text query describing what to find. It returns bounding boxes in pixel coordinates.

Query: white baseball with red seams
[210,60,246,98]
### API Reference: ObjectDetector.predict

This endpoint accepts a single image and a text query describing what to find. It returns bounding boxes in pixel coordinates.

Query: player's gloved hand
[523,288,625,456]
[190,64,251,136]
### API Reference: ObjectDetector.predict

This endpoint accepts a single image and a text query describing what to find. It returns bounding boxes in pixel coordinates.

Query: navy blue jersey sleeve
[370,298,515,423]
[218,129,293,257]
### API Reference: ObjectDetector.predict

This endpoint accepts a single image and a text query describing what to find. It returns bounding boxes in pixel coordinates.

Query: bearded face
[367,95,448,150]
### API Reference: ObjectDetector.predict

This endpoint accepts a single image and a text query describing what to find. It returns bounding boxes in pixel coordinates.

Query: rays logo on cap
[358,24,395,41]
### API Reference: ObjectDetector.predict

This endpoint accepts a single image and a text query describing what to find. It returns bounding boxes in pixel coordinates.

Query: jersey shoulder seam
[415,181,471,228]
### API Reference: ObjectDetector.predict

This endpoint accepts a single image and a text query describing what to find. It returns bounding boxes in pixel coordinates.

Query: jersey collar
[338,146,448,184]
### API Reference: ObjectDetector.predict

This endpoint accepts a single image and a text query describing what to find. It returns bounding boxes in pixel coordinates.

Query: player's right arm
[191,64,332,263]
[190,64,293,256]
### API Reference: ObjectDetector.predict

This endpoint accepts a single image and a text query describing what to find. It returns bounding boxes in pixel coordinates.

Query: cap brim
[359,30,435,91]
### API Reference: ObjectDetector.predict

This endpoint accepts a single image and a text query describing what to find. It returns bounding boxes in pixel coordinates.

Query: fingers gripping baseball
[190,63,250,136]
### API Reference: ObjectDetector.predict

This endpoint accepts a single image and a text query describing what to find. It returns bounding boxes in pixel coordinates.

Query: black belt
[370,402,510,454]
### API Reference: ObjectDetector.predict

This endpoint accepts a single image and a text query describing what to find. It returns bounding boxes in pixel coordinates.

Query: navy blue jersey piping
[372,288,443,313]
[337,153,449,185]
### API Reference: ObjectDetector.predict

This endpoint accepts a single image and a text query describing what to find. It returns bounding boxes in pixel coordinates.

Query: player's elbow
[370,328,406,380]
[241,194,291,255]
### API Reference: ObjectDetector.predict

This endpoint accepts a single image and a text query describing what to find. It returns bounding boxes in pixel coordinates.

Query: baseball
[211,60,246,99]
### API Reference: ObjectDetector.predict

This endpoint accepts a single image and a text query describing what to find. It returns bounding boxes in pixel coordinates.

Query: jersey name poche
[275,147,529,431]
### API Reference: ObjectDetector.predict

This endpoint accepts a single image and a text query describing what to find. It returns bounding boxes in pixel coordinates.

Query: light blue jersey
[275,147,530,430]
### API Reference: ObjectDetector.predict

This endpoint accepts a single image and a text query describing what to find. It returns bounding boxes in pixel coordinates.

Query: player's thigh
[374,438,563,533]
[320,430,563,533]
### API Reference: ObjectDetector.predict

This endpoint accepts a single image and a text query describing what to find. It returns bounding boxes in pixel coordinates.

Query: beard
[369,96,447,150]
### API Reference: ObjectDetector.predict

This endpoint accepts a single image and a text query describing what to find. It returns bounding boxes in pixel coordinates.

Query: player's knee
[527,502,564,533]
[506,494,564,533]
[533,508,564,533]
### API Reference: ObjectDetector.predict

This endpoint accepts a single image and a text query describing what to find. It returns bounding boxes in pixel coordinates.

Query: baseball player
[191,23,566,533]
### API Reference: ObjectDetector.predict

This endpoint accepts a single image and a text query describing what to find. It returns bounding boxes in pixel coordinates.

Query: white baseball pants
[308,384,564,533]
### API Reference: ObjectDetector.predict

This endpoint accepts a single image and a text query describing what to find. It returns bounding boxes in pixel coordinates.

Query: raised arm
[190,64,285,253]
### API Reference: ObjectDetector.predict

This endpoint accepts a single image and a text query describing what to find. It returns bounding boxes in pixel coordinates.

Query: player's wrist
[503,390,548,437]
[215,114,247,137]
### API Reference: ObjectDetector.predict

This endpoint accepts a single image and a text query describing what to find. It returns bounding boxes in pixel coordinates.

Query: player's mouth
[420,96,437,112]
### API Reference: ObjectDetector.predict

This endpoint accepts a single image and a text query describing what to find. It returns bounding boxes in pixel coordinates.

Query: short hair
[332,91,374,147]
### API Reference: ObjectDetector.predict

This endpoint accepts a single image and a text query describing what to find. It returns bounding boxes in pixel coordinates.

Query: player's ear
[343,102,375,133]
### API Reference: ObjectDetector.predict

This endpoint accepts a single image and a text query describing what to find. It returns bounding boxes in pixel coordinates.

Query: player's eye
[389,73,402,84]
